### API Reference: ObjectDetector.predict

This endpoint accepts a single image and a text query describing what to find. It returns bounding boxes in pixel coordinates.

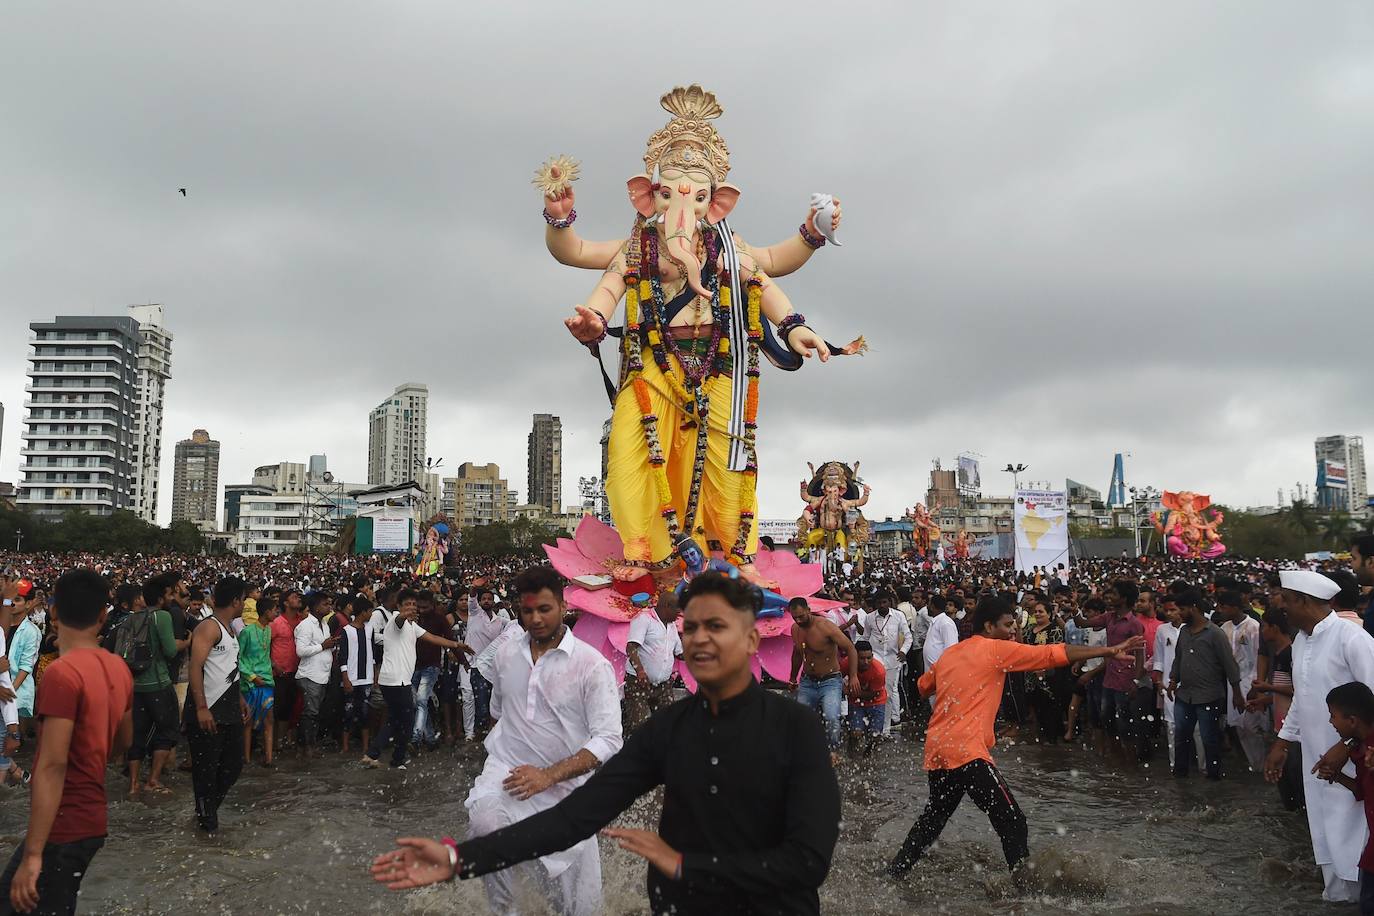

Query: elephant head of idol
[627,84,739,300]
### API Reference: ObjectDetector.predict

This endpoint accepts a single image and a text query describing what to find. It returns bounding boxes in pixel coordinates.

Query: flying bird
[178,188,186,196]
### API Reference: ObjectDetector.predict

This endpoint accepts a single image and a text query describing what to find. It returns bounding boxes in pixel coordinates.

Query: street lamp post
[13,530,21,553]
[1128,485,1159,558]
[1003,463,1028,493]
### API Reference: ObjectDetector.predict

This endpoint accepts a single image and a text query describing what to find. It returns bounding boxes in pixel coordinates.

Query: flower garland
[619,222,763,567]
[622,233,682,552]
[729,275,764,562]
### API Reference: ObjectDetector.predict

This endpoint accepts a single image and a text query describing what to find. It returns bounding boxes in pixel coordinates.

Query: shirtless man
[789,597,859,758]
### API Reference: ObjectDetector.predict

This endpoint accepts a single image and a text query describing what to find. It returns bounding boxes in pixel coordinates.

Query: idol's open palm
[371,837,454,890]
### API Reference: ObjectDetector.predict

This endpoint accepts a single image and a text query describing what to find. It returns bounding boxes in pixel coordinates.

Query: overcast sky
[2,1,1371,528]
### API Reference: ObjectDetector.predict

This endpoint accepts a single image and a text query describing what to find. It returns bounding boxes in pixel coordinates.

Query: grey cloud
[1,1,1369,525]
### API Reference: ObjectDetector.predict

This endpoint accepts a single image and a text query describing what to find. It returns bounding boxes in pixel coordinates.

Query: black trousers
[0,837,104,916]
[186,717,243,829]
[128,687,179,759]
[890,760,1029,874]
[367,685,415,767]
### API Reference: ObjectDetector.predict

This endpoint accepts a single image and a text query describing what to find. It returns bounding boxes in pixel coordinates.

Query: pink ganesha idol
[544,516,847,688]
[1151,490,1227,559]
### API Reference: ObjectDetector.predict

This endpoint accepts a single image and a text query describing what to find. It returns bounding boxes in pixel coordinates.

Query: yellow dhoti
[606,354,759,567]
[803,527,847,553]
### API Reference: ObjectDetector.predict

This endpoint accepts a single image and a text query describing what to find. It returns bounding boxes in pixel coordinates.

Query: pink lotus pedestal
[544,517,847,688]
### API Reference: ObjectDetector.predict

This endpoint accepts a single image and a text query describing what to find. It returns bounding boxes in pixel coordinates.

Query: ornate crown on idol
[642,85,731,184]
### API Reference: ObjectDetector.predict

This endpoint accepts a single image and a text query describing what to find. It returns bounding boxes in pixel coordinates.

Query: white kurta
[1223,615,1261,726]
[867,610,911,733]
[922,613,959,671]
[1277,613,1374,891]
[466,626,623,915]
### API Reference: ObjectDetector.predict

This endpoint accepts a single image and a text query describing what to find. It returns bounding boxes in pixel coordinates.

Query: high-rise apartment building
[368,383,428,486]
[224,483,272,532]
[252,461,306,494]
[1316,435,1368,515]
[18,316,142,519]
[308,454,328,481]
[444,462,510,528]
[128,304,172,523]
[527,413,562,513]
[171,429,220,531]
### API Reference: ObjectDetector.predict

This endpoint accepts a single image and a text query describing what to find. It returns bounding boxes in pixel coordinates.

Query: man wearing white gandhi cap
[1263,568,1374,903]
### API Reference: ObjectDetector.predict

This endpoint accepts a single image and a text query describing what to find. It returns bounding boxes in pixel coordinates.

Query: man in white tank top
[185,576,249,834]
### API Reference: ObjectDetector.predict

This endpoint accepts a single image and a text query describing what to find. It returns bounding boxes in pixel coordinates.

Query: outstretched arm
[742,203,842,277]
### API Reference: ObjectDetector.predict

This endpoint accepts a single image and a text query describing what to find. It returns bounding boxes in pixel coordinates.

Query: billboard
[1318,460,1348,489]
[1013,489,1069,574]
[757,519,799,544]
[957,455,981,492]
[372,517,412,553]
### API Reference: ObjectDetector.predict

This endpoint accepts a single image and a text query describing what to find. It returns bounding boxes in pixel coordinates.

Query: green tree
[1319,512,1356,548]
[160,520,206,554]
[1283,499,1319,538]
[461,521,515,557]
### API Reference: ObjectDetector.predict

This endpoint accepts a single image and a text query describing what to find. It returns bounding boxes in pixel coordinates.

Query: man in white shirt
[465,566,622,915]
[866,592,910,736]
[624,592,682,731]
[921,595,958,677]
[294,592,340,757]
[467,585,513,735]
[362,590,468,770]
[1216,591,1267,770]
[1263,570,1374,904]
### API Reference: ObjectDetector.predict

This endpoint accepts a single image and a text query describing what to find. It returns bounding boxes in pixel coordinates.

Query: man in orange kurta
[887,595,1141,879]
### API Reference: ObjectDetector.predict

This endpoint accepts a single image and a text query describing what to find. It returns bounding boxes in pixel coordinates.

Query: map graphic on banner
[1014,489,1068,573]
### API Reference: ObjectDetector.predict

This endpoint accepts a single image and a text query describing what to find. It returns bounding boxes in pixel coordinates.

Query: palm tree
[1284,499,1319,537]
[1320,511,1356,548]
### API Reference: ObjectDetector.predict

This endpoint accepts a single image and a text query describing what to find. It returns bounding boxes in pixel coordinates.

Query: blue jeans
[470,670,494,733]
[797,674,844,749]
[1172,698,1225,778]
[410,666,439,744]
[849,705,886,736]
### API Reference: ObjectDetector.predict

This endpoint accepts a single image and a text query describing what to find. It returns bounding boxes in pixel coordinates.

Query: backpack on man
[113,609,156,674]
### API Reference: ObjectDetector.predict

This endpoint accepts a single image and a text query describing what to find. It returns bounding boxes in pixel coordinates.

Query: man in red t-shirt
[848,641,888,757]
[1,569,133,915]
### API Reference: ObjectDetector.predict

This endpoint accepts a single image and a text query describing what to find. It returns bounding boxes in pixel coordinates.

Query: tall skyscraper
[527,413,562,513]
[171,429,220,531]
[1315,435,1368,514]
[128,304,172,523]
[18,315,142,519]
[1106,453,1126,507]
[308,453,328,481]
[367,383,428,486]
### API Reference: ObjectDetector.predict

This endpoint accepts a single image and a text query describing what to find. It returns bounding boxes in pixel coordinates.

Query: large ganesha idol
[797,460,871,573]
[1151,490,1227,559]
[533,84,865,590]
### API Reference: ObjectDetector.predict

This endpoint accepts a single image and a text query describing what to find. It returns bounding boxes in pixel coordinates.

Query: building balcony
[17,493,115,506]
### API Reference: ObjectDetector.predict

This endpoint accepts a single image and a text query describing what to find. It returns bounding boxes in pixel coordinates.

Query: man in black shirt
[371,571,841,915]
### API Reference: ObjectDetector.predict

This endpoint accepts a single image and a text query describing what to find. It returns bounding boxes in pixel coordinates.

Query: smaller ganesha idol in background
[1151,491,1227,560]
[413,517,451,577]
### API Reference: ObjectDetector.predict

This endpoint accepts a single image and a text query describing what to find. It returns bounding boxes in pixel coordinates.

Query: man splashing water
[887,594,1141,883]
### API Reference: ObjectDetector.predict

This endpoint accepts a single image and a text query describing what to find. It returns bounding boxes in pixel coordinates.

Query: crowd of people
[1,536,1373,913]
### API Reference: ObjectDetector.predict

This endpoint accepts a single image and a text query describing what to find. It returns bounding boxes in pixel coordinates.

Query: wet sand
[0,727,1349,915]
